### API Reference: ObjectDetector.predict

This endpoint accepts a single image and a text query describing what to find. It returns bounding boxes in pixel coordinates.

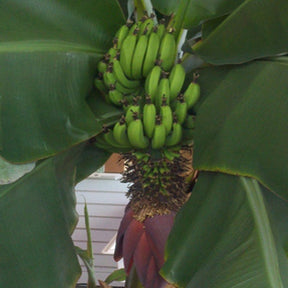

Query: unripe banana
[103,66,117,88]
[114,81,138,95]
[165,121,183,147]
[97,59,108,74]
[158,30,176,71]
[183,114,196,129]
[94,76,108,96]
[108,88,124,107]
[120,31,138,79]
[156,19,166,40]
[128,23,140,36]
[111,58,141,89]
[183,74,200,109]
[151,115,166,150]
[127,112,149,149]
[131,33,148,79]
[160,99,173,135]
[174,94,188,124]
[125,98,140,124]
[155,77,170,109]
[143,96,156,138]
[102,128,132,150]
[107,47,119,59]
[115,21,132,48]
[144,65,162,103]
[163,149,180,161]
[169,63,186,101]
[139,17,154,36]
[142,32,160,77]
[113,115,131,146]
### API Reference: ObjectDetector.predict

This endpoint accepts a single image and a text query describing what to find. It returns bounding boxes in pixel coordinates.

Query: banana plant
[1,0,288,288]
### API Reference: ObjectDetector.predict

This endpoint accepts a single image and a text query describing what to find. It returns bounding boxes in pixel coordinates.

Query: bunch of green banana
[92,12,202,153]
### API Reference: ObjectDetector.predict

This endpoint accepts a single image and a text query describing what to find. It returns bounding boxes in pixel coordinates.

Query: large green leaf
[162,172,288,288]
[0,0,124,49]
[194,0,288,64]
[0,157,35,184]
[151,0,244,28]
[0,147,83,288]
[193,59,288,199]
[0,0,124,163]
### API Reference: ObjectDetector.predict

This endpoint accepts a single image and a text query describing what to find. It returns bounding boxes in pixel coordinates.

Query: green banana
[169,63,186,101]
[183,114,196,129]
[158,29,176,71]
[127,23,140,36]
[111,58,141,89]
[143,96,156,138]
[114,81,138,95]
[120,31,138,79]
[127,112,149,149]
[174,94,188,124]
[165,121,183,147]
[94,76,108,95]
[139,17,154,36]
[131,33,148,79]
[156,19,166,40]
[97,59,108,74]
[125,98,140,124]
[144,65,162,103]
[151,115,166,150]
[162,148,180,161]
[142,32,160,77]
[107,47,119,59]
[160,99,173,135]
[155,77,170,109]
[103,66,116,88]
[102,128,132,150]
[108,88,124,106]
[183,74,200,109]
[115,21,132,48]
[113,115,131,146]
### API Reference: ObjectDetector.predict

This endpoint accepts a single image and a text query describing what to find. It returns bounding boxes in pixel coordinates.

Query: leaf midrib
[0,40,102,54]
[241,177,284,288]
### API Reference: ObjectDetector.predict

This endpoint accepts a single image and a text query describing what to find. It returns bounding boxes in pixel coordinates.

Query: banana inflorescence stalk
[92,11,202,288]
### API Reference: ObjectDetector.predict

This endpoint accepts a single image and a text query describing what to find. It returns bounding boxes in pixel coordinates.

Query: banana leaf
[162,172,288,288]
[0,0,124,163]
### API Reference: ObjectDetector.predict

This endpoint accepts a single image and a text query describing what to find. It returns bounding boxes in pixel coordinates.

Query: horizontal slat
[76,215,121,230]
[72,229,117,243]
[76,178,129,192]
[76,191,129,205]
[76,203,126,217]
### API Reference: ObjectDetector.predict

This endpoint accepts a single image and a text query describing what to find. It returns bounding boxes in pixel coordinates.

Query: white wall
[72,173,129,286]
